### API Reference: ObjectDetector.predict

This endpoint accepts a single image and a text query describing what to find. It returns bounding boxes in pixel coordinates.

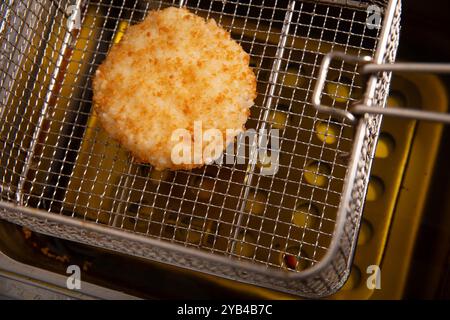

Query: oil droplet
[316,121,339,144]
[293,203,319,229]
[375,133,395,159]
[366,176,384,201]
[326,80,351,103]
[268,110,288,130]
[304,161,331,187]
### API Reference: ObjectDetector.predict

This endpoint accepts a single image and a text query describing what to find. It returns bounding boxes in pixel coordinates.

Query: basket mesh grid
[1,0,386,280]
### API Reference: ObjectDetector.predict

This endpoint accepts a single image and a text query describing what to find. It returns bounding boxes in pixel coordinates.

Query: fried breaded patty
[93,7,256,170]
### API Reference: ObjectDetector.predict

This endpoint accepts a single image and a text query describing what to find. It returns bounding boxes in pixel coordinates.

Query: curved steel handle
[312,52,372,124]
[312,52,450,124]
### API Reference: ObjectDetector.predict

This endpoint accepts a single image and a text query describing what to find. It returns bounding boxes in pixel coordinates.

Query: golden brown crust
[93,7,256,170]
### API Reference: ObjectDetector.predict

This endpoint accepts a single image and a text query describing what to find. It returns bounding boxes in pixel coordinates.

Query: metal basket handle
[312,52,450,124]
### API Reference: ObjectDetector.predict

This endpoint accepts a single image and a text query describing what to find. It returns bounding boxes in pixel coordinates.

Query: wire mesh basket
[0,0,401,297]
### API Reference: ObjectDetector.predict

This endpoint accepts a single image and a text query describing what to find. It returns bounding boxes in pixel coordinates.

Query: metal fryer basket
[0,0,401,297]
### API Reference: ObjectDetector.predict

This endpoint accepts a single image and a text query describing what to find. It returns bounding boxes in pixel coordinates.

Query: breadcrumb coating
[93,7,256,170]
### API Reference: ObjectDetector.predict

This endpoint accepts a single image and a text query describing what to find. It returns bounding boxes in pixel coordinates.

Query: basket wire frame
[0,0,400,297]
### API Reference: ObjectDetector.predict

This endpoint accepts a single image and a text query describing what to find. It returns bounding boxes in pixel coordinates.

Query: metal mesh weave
[0,0,400,297]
